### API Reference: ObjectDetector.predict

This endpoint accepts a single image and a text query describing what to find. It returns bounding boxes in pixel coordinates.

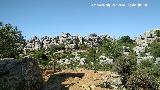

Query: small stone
[90,85,96,89]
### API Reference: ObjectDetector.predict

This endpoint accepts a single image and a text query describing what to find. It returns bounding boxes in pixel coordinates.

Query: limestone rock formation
[134,30,160,64]
[0,57,43,90]
[24,32,111,52]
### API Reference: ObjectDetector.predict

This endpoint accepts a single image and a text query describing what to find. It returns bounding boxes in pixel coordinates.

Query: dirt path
[42,68,121,90]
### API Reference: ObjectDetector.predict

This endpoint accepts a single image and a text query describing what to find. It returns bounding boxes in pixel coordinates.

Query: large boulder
[0,57,43,90]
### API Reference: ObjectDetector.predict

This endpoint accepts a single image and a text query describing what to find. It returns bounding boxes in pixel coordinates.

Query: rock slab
[0,57,43,90]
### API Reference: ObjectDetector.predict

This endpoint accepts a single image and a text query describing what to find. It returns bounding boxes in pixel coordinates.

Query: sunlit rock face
[0,57,43,90]
[24,32,112,52]
[134,30,160,64]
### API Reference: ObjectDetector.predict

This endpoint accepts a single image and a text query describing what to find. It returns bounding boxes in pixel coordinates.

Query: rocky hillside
[1,22,160,90]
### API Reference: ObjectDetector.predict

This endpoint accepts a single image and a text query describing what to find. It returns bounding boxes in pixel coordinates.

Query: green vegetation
[113,55,160,89]
[126,59,160,90]
[118,35,133,44]
[149,41,160,58]
[111,36,160,89]
[155,30,160,37]
[28,49,49,66]
[127,68,159,90]
[85,48,98,69]
[99,39,123,60]
[0,22,25,58]
[112,54,137,88]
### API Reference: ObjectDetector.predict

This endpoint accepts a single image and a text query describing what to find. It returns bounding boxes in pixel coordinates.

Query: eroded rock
[0,57,43,90]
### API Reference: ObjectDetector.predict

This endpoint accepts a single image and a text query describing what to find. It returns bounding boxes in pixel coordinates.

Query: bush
[127,69,159,90]
[100,39,123,60]
[126,59,160,90]
[112,54,137,88]
[139,59,155,69]
[155,30,160,37]
[28,49,49,66]
[149,41,160,58]
[139,59,160,81]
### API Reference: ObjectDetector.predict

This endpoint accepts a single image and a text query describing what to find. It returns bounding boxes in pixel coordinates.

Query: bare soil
[42,68,121,90]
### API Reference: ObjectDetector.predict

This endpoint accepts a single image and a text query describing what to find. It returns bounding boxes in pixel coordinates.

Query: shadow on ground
[43,72,85,90]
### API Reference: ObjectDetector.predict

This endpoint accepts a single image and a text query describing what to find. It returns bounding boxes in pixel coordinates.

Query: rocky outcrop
[134,30,160,64]
[0,57,43,90]
[24,33,111,52]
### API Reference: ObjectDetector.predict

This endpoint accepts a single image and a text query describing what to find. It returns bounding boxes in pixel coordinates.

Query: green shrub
[28,49,49,66]
[112,54,137,88]
[155,30,160,37]
[149,41,160,58]
[127,69,159,90]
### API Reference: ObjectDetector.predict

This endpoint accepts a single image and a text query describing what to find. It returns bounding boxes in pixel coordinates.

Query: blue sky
[0,0,160,39]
